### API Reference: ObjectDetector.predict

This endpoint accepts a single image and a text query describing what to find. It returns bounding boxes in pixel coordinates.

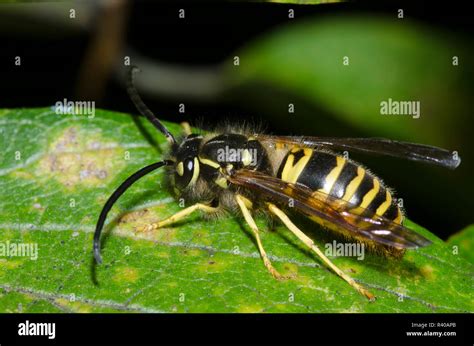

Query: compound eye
[175,157,198,189]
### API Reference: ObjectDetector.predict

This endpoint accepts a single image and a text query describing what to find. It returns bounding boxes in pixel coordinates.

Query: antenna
[127,66,176,145]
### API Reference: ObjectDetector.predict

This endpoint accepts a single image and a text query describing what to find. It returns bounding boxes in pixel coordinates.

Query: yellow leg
[181,122,192,136]
[235,195,288,280]
[137,203,218,232]
[267,203,375,301]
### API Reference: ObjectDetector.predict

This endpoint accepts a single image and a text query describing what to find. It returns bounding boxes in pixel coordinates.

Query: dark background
[0,0,472,239]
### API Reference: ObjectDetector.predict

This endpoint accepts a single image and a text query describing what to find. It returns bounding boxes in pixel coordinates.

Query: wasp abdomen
[277,148,402,223]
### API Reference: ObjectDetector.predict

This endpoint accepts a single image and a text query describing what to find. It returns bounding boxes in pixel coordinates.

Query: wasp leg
[137,203,219,232]
[267,203,375,301]
[235,194,288,280]
[180,122,192,136]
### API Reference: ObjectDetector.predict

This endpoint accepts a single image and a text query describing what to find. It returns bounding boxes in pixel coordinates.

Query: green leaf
[0,108,472,312]
[447,225,474,264]
[228,16,472,146]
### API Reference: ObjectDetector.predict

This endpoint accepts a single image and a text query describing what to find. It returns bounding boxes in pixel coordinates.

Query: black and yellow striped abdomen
[277,148,403,223]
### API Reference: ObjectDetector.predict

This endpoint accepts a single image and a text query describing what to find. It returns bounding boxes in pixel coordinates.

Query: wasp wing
[256,135,460,169]
[227,169,432,249]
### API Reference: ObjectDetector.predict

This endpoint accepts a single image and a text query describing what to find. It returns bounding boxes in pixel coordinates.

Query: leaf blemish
[420,265,435,280]
[113,267,140,283]
[282,263,299,278]
[120,209,149,224]
[38,126,124,189]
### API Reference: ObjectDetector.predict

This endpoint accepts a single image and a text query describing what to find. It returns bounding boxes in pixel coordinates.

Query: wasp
[93,67,461,300]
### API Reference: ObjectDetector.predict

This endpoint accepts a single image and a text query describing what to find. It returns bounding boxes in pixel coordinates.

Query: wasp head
[173,134,203,191]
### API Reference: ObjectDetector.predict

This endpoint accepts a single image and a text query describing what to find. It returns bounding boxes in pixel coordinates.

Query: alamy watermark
[18,320,55,339]
[380,98,420,119]
[325,240,365,261]
[0,241,38,260]
[53,98,95,119]
[216,145,258,166]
